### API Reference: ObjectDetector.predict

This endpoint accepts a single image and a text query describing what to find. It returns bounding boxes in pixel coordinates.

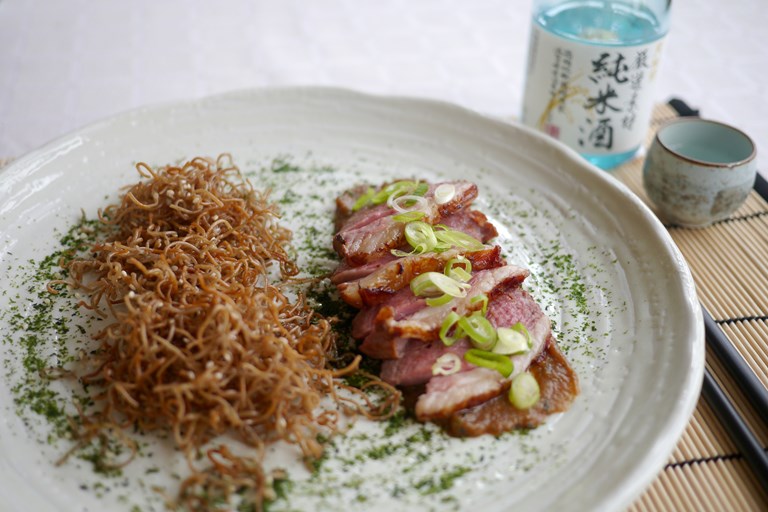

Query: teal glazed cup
[643,118,757,227]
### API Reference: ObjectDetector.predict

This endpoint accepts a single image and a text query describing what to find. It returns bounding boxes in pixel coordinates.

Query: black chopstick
[704,310,768,420]
[668,98,768,419]
[753,172,768,201]
[701,368,768,490]
[665,98,768,487]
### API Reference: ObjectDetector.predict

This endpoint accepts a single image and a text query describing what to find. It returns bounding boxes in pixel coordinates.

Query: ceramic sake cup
[642,118,757,227]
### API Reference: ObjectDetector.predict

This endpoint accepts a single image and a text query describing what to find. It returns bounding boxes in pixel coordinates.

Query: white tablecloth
[1,0,765,175]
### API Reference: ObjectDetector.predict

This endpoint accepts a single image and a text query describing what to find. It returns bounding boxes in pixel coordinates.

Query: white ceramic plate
[0,87,703,512]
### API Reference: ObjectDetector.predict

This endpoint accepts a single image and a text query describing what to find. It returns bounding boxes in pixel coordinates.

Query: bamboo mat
[2,106,767,510]
[616,104,768,511]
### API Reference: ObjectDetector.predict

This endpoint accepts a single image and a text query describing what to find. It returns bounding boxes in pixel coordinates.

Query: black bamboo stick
[701,369,768,490]
[704,311,768,419]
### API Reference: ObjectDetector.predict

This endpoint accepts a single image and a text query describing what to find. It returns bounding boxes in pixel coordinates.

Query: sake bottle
[521,0,672,169]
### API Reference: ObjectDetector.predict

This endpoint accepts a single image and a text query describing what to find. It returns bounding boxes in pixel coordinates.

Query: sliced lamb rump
[338,245,504,309]
[414,287,553,421]
[333,181,478,265]
[380,265,529,342]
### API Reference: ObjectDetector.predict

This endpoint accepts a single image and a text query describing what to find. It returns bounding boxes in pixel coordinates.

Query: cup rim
[654,117,757,167]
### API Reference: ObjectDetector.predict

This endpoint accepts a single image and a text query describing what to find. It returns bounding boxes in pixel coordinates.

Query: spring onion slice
[371,181,411,205]
[439,311,463,346]
[433,226,485,251]
[511,321,532,348]
[410,271,469,298]
[434,183,456,205]
[470,293,488,316]
[351,187,375,211]
[458,313,496,350]
[392,210,426,223]
[431,353,462,376]
[444,257,472,282]
[390,194,428,213]
[425,293,454,307]
[508,371,540,409]
[493,326,529,355]
[390,248,415,257]
[464,349,513,378]
[370,180,428,207]
[404,221,438,254]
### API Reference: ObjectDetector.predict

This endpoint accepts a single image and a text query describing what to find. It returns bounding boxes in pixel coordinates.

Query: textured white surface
[0,87,703,512]
[0,0,765,175]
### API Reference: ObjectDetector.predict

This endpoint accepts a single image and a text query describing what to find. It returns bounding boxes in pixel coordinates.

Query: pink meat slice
[338,245,504,309]
[413,288,553,421]
[380,339,475,386]
[331,206,499,286]
[333,181,478,265]
[440,209,498,243]
[331,254,398,285]
[359,265,528,359]
[415,368,504,420]
[350,286,425,341]
[381,265,529,341]
[381,288,550,386]
[334,183,371,230]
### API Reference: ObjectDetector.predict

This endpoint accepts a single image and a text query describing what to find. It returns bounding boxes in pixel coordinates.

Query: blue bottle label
[522,22,665,156]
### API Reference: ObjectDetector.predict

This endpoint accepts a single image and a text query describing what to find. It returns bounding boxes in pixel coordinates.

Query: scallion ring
[413,182,429,197]
[458,313,497,350]
[431,353,462,376]
[508,371,540,409]
[493,326,529,355]
[392,210,426,223]
[389,194,428,213]
[425,293,454,307]
[439,311,463,346]
[464,349,513,378]
[371,180,420,205]
[404,221,438,254]
[512,321,532,348]
[434,183,456,205]
[444,257,472,282]
[410,271,469,298]
[470,293,488,316]
[434,226,485,251]
[351,187,375,211]
[370,187,392,205]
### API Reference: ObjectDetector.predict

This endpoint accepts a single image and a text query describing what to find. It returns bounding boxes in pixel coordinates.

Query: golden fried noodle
[61,155,397,510]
